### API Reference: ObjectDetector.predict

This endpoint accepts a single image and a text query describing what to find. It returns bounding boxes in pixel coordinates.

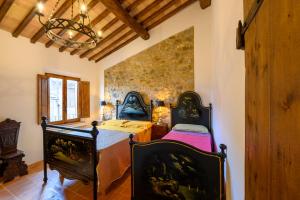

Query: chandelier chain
[49,0,61,20]
[77,0,81,24]
[71,0,74,19]
[83,0,92,27]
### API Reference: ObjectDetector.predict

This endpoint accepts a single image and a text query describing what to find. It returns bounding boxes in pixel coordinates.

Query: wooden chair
[0,119,28,182]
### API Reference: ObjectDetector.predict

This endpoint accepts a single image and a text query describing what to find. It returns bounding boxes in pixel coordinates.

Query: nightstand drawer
[151,123,169,140]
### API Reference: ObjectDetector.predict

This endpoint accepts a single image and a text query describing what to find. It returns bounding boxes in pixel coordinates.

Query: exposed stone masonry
[104,27,194,124]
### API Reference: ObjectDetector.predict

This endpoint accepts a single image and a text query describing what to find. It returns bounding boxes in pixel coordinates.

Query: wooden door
[244,0,300,199]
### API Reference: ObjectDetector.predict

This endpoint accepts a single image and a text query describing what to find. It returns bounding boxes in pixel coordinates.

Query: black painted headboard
[116,91,153,121]
[171,91,212,131]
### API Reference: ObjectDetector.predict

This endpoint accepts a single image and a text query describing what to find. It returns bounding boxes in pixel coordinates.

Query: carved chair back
[0,119,21,156]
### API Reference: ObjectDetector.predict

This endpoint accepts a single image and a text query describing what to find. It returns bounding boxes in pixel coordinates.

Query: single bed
[41,91,153,200]
[167,91,214,152]
[129,91,227,200]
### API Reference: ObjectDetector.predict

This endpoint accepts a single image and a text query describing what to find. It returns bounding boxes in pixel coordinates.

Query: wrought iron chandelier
[36,0,102,49]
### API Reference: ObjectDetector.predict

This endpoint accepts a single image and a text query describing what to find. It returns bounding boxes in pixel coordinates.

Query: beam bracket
[236,0,264,50]
[199,0,211,9]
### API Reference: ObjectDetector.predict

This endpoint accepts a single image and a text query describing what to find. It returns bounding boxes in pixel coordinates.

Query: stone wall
[104,27,194,124]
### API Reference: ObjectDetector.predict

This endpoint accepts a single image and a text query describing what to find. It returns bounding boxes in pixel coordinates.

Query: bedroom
[0,0,299,200]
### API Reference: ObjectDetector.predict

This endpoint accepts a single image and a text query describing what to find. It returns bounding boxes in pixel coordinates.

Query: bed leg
[43,161,47,183]
[93,181,97,200]
[129,134,135,200]
[41,117,48,183]
[91,121,99,200]
[59,175,64,184]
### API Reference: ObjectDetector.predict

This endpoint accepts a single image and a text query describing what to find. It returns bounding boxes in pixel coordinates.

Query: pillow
[101,120,129,126]
[122,107,146,115]
[172,124,209,133]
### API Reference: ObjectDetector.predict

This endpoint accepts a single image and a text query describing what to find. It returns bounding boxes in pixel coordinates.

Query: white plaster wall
[210,1,245,200]
[98,2,213,105]
[0,29,100,164]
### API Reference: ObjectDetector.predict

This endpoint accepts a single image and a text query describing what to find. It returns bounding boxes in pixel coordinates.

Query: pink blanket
[162,130,212,152]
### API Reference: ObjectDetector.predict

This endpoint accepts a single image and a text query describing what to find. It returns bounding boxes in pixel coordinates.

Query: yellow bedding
[99,120,152,142]
[100,120,129,126]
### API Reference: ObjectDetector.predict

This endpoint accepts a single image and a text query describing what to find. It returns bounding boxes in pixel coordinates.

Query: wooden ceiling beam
[0,0,14,23]
[100,0,150,40]
[142,0,177,25]
[199,0,211,9]
[126,0,144,11]
[30,0,73,43]
[95,34,139,62]
[89,30,134,61]
[89,0,162,61]
[45,0,99,48]
[79,24,127,58]
[134,0,160,20]
[12,0,49,37]
[94,0,197,62]
[78,0,158,59]
[148,0,197,30]
[101,18,119,32]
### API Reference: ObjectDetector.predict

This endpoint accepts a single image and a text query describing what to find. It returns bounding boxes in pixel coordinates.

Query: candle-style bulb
[97,30,103,38]
[36,2,44,13]
[80,4,87,13]
[68,30,73,39]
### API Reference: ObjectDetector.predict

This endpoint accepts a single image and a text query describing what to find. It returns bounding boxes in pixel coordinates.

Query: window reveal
[37,73,90,124]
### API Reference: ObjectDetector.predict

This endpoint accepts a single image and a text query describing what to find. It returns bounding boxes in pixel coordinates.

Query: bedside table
[151,123,169,140]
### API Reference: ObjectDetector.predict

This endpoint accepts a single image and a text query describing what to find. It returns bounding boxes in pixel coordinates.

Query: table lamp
[100,101,107,121]
[156,100,165,125]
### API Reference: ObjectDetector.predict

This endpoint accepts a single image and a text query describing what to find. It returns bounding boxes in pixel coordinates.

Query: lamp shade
[100,101,107,106]
[156,100,165,107]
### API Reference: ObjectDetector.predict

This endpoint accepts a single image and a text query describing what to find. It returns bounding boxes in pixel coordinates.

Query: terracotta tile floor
[0,162,131,200]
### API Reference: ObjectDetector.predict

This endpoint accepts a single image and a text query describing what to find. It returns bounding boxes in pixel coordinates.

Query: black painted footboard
[41,117,99,200]
[129,134,227,200]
